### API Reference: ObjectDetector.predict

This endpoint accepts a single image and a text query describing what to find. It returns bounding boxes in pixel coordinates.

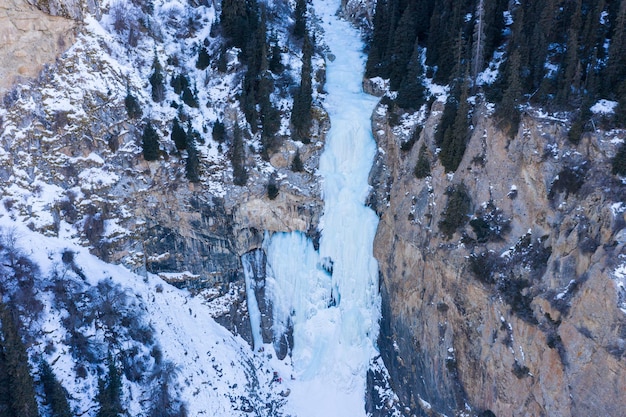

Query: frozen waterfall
[262,0,382,415]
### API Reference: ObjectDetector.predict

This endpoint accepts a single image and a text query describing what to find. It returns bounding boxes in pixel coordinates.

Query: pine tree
[95,353,123,417]
[231,123,248,186]
[269,39,283,74]
[439,79,471,172]
[291,149,304,172]
[267,174,279,200]
[365,0,391,78]
[389,1,419,91]
[185,122,201,183]
[396,40,426,110]
[613,140,626,176]
[181,86,199,108]
[40,361,72,417]
[171,118,187,151]
[414,143,431,178]
[124,91,142,120]
[149,56,165,103]
[0,303,39,417]
[170,74,189,96]
[496,50,522,138]
[196,45,210,70]
[293,0,307,38]
[212,120,226,144]
[142,122,160,161]
[291,32,313,143]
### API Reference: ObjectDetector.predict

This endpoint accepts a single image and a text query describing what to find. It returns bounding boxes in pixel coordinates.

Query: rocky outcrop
[0,0,76,96]
[370,98,626,416]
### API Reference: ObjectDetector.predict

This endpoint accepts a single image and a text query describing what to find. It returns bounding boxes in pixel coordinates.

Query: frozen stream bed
[263,0,382,415]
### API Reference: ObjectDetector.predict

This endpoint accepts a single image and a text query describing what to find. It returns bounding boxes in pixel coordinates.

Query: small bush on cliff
[612,141,626,176]
[438,183,471,240]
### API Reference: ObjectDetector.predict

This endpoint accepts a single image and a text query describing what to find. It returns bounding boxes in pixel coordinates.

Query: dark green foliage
[217,46,228,73]
[267,175,279,200]
[413,143,431,178]
[395,42,426,110]
[293,0,307,38]
[512,360,530,379]
[124,92,142,119]
[170,74,189,96]
[291,32,313,143]
[468,251,500,285]
[96,353,123,417]
[220,0,258,52]
[148,362,188,417]
[401,125,421,152]
[196,45,210,70]
[142,122,160,161]
[181,86,199,108]
[0,303,39,417]
[438,82,472,172]
[495,50,522,138]
[497,276,537,324]
[149,56,165,103]
[291,149,304,172]
[259,72,281,159]
[269,41,283,73]
[388,2,419,91]
[469,200,511,243]
[212,120,226,144]
[40,361,72,417]
[612,141,626,176]
[548,165,587,201]
[185,122,200,183]
[438,183,472,240]
[171,118,187,151]
[230,123,248,186]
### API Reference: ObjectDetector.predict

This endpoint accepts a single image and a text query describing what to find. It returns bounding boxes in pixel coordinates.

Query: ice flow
[262,0,382,415]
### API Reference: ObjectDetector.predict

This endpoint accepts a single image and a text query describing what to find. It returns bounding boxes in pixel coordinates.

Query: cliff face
[370,98,626,416]
[0,0,77,95]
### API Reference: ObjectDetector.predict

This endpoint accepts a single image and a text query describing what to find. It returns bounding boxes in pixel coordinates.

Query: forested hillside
[366,0,626,171]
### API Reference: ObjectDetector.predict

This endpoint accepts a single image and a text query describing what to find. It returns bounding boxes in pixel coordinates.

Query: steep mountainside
[370,97,626,416]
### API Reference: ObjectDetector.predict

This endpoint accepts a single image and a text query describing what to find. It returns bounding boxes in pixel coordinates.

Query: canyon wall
[370,98,626,416]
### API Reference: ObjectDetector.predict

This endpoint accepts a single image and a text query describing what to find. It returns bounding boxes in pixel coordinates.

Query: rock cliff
[370,97,626,416]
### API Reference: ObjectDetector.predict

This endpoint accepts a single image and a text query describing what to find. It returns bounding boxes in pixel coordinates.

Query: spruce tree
[196,45,210,70]
[149,56,165,103]
[612,140,626,176]
[231,123,248,186]
[414,143,431,179]
[142,122,160,161]
[124,91,142,120]
[212,120,226,144]
[291,32,313,143]
[496,50,522,138]
[0,303,39,417]
[185,122,201,183]
[293,0,307,38]
[181,86,199,108]
[40,360,72,417]
[396,40,426,110]
[170,74,189,96]
[291,149,304,172]
[389,1,418,91]
[95,353,123,417]
[439,80,471,173]
[171,118,187,151]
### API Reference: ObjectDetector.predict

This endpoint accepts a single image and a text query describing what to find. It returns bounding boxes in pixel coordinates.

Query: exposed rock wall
[0,0,76,96]
[370,99,626,416]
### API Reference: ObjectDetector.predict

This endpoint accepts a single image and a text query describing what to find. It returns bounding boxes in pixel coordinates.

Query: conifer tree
[0,303,39,417]
[496,50,522,138]
[291,32,313,143]
[231,123,248,186]
[181,86,199,108]
[170,74,189,96]
[212,120,226,144]
[142,122,160,161]
[269,39,283,74]
[124,91,142,120]
[439,80,471,172]
[40,360,72,417]
[414,143,431,179]
[291,149,304,172]
[396,40,426,110]
[185,122,201,183]
[171,118,187,151]
[95,353,123,417]
[196,45,210,70]
[149,56,165,103]
[389,1,418,90]
[293,0,307,38]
